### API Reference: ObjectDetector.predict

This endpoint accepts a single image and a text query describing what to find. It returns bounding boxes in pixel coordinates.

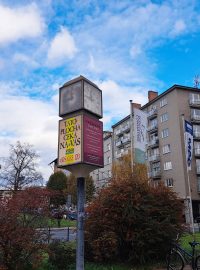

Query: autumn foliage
[85,155,184,264]
[0,187,52,270]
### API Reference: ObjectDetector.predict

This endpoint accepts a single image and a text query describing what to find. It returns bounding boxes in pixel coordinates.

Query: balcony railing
[189,99,200,107]
[116,129,123,136]
[147,123,158,132]
[116,140,122,147]
[148,170,161,178]
[195,148,200,156]
[122,125,130,132]
[122,137,130,144]
[191,114,200,122]
[148,137,159,147]
[147,109,158,119]
[194,132,200,140]
[148,154,160,162]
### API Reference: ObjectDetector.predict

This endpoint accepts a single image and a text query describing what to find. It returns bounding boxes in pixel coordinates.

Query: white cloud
[0,3,44,45]
[170,19,186,36]
[98,80,148,129]
[0,83,59,181]
[47,27,77,67]
[13,53,39,68]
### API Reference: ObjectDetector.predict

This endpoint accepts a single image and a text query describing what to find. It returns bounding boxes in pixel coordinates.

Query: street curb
[37,227,77,231]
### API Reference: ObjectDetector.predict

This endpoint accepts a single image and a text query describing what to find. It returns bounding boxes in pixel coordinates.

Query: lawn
[180,231,200,253]
[48,218,76,228]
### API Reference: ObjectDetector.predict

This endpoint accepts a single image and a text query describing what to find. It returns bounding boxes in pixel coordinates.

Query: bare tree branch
[0,141,43,191]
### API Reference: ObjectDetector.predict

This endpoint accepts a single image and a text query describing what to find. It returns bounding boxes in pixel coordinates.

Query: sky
[0,0,200,181]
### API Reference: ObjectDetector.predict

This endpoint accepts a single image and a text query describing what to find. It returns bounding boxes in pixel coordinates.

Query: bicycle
[166,237,200,270]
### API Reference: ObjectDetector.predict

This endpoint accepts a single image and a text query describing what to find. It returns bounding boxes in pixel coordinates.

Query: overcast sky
[0,0,200,181]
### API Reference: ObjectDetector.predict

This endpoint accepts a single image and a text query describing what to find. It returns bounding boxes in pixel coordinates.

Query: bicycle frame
[172,242,196,269]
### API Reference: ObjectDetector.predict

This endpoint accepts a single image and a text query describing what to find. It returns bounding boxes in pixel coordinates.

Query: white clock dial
[60,81,82,115]
[84,81,102,116]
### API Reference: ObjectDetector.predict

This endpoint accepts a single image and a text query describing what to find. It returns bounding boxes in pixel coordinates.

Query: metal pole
[181,115,194,234]
[129,100,134,173]
[76,177,85,270]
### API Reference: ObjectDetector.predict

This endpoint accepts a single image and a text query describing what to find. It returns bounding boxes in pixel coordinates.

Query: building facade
[141,85,200,220]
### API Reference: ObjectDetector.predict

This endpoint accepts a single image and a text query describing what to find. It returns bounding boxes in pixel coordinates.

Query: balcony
[148,154,160,162]
[116,140,122,147]
[116,152,122,159]
[122,125,130,133]
[194,132,200,140]
[148,137,159,148]
[191,114,200,123]
[122,137,130,144]
[196,166,200,174]
[147,123,158,133]
[148,170,161,179]
[195,148,200,157]
[116,129,123,136]
[147,108,158,119]
[189,99,200,107]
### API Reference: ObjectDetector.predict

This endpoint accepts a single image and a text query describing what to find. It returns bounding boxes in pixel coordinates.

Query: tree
[0,141,43,191]
[66,174,95,206]
[46,171,68,207]
[85,154,184,264]
[0,187,52,270]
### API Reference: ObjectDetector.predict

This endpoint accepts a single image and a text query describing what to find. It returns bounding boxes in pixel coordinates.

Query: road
[50,227,77,241]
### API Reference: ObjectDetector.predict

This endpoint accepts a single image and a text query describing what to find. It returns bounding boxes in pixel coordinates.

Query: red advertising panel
[83,115,103,167]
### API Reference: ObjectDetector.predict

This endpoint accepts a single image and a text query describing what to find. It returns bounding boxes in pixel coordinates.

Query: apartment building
[141,85,200,220]
[90,131,113,189]
[112,103,142,161]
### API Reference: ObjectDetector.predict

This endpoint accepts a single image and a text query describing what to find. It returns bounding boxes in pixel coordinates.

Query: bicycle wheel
[195,255,200,270]
[166,250,184,270]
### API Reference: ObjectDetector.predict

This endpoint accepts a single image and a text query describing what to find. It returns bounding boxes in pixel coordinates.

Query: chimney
[132,103,141,110]
[148,91,158,102]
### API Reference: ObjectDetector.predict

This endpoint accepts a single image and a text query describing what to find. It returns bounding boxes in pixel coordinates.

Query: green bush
[85,162,184,264]
[47,241,76,270]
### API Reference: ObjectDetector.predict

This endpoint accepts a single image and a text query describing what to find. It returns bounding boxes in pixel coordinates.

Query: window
[190,93,200,102]
[150,147,159,156]
[196,160,200,174]
[160,113,168,123]
[164,161,172,170]
[165,178,173,187]
[163,144,170,154]
[107,156,111,164]
[107,143,111,151]
[160,98,167,107]
[161,128,169,138]
[152,161,160,171]
[194,142,200,155]
[197,177,200,192]
[191,109,200,120]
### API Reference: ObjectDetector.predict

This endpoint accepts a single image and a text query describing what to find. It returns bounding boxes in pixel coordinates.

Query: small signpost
[57,76,103,270]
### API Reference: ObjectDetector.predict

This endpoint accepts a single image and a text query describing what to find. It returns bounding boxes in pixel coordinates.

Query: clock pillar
[57,75,103,270]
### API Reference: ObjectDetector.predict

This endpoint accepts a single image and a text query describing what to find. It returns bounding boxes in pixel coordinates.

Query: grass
[84,263,161,270]
[180,232,200,253]
[48,218,76,228]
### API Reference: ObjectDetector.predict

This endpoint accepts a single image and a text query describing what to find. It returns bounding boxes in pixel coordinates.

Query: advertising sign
[58,115,82,166]
[184,120,193,170]
[83,115,103,166]
[133,108,147,164]
[58,114,103,168]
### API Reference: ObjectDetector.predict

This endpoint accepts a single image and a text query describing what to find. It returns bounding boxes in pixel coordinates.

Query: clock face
[84,81,102,117]
[60,81,82,116]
